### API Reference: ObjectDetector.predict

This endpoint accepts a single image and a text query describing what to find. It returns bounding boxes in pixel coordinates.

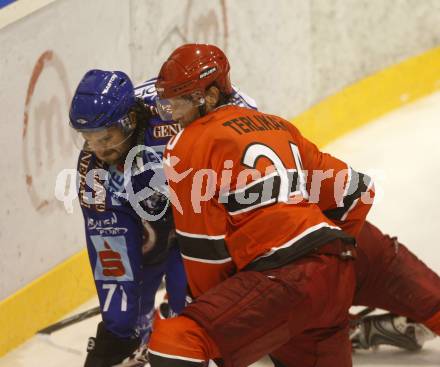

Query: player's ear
[205,86,220,111]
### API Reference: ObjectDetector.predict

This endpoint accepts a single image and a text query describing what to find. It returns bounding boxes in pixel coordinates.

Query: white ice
[2,91,440,366]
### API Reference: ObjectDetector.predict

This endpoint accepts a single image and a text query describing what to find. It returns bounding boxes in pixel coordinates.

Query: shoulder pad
[230,85,258,110]
[134,77,158,107]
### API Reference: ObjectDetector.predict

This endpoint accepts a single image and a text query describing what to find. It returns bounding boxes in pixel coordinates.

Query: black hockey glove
[84,321,141,367]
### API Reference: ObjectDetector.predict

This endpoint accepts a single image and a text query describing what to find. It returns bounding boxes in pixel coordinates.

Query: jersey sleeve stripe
[176,233,231,261]
[323,169,372,221]
[340,164,352,207]
[175,229,226,240]
[340,178,374,221]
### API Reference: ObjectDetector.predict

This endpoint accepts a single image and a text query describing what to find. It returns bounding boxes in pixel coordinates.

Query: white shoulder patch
[231,85,258,110]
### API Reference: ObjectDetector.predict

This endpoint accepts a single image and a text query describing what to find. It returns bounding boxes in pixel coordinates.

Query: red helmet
[155,43,233,99]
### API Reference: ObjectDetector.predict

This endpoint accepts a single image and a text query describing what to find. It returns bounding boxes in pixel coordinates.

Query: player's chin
[97,151,123,165]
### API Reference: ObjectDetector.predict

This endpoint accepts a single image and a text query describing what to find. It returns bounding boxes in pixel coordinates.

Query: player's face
[81,126,133,165]
[170,97,200,127]
[156,95,201,127]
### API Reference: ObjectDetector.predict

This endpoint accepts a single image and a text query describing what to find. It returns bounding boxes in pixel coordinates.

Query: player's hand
[84,321,141,367]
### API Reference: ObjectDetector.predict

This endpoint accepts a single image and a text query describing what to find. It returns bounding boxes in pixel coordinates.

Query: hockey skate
[110,344,150,367]
[111,303,178,366]
[158,301,179,319]
[350,312,436,351]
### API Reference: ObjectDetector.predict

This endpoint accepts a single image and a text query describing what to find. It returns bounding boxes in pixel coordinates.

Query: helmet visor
[156,93,204,122]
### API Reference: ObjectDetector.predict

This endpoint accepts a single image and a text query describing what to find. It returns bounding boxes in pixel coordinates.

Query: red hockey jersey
[164,105,374,297]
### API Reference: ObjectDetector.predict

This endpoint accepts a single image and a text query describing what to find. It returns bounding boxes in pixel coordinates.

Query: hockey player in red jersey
[145,44,440,366]
[147,44,375,367]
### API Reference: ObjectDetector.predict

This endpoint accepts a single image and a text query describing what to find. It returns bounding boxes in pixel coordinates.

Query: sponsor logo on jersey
[91,235,134,281]
[153,123,182,139]
[91,159,106,212]
[78,151,106,212]
[88,213,118,229]
[99,240,126,277]
[199,66,217,79]
[107,165,125,193]
[88,214,128,236]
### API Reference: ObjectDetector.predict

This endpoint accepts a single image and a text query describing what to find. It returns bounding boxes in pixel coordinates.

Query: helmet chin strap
[197,96,207,117]
[102,129,137,165]
[198,103,207,117]
[116,128,136,149]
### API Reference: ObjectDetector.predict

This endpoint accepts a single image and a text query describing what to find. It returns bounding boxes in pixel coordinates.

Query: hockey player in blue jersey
[70,70,186,367]
[69,69,257,367]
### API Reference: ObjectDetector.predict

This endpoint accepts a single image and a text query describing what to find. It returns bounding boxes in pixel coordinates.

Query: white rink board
[0,84,439,367]
[130,0,440,116]
[0,0,131,299]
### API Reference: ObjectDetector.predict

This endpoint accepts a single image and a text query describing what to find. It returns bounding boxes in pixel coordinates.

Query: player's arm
[285,120,375,237]
[164,150,235,299]
[171,202,234,298]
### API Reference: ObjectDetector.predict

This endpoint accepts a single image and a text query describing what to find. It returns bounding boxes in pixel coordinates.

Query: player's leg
[149,316,221,366]
[269,325,352,367]
[354,221,440,322]
[351,221,440,349]
[148,246,355,367]
[106,262,170,367]
[425,311,440,335]
[138,261,169,342]
[163,244,188,316]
